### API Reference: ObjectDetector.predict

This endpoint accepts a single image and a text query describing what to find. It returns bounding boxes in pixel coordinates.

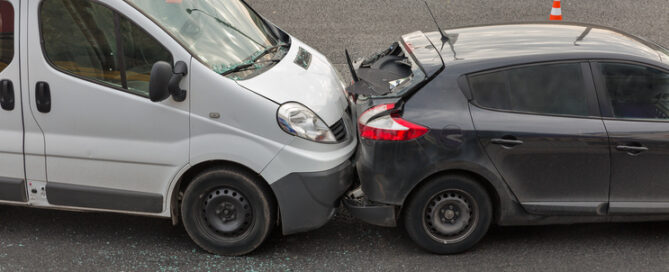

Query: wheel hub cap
[424,189,477,244]
[202,188,252,236]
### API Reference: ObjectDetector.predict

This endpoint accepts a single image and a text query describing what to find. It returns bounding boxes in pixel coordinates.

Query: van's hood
[236,38,349,126]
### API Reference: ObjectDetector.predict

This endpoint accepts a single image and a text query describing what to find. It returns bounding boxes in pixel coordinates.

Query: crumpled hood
[236,38,349,126]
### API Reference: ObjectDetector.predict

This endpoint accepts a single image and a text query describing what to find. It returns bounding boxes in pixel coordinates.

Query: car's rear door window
[40,0,172,97]
[0,0,14,73]
[598,62,669,120]
[469,63,592,117]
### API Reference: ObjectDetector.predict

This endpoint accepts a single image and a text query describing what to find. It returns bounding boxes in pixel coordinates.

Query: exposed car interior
[348,42,414,96]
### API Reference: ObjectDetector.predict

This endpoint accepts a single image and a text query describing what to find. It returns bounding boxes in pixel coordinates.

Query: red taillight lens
[358,104,428,141]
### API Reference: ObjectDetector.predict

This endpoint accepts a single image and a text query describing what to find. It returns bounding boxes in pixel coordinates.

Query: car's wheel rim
[423,189,478,244]
[202,187,253,237]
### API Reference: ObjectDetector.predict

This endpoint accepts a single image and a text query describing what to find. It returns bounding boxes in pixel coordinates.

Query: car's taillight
[358,104,428,141]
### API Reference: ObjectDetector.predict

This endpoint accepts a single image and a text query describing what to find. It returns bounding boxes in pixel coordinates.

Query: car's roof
[425,22,664,65]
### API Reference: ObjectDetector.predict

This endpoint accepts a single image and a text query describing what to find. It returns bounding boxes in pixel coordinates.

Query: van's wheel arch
[171,161,280,227]
[179,165,277,256]
[402,174,493,254]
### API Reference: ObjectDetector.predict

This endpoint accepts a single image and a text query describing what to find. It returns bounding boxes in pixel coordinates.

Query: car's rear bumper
[270,160,353,235]
[355,137,429,206]
[342,187,398,227]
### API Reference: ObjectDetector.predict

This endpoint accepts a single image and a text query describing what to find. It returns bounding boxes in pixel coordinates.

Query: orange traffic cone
[550,0,562,21]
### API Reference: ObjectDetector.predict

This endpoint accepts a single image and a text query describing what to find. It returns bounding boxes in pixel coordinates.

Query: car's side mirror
[149,61,188,103]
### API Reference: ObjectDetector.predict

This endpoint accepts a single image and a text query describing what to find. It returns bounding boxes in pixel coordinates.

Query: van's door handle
[491,137,524,147]
[616,144,648,155]
[0,79,14,111]
[35,81,51,113]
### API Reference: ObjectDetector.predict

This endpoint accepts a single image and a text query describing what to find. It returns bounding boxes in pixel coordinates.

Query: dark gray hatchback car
[343,22,669,254]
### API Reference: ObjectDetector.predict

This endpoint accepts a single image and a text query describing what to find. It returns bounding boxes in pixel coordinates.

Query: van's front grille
[330,118,347,142]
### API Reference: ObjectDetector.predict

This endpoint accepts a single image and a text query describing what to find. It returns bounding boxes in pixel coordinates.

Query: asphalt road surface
[1,1,668,271]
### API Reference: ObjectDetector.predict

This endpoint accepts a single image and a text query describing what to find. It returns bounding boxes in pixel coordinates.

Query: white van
[0,0,355,255]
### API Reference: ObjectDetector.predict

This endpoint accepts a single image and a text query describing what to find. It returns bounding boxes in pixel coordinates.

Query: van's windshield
[125,0,287,78]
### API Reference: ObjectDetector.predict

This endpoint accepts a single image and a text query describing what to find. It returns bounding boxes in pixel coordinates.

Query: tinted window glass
[40,0,172,97]
[600,63,669,120]
[470,63,591,116]
[0,0,14,73]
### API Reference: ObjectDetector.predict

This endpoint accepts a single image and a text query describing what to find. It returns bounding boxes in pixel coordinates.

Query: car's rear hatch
[346,31,444,99]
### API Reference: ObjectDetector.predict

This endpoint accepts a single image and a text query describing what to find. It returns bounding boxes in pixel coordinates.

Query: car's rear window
[469,63,592,117]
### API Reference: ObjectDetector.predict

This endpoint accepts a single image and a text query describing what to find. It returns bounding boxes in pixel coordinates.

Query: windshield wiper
[251,43,290,62]
[186,8,267,48]
[220,60,280,76]
[220,43,290,76]
[221,60,280,76]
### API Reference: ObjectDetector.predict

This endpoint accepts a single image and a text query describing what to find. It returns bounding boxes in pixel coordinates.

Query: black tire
[181,166,276,256]
[403,175,492,254]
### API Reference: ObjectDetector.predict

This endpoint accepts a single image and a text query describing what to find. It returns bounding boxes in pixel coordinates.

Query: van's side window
[599,63,669,120]
[120,16,173,95]
[0,0,14,73]
[469,63,591,116]
[40,0,172,97]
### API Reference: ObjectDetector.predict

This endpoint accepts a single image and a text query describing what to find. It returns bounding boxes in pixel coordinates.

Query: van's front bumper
[270,160,353,235]
[261,106,357,235]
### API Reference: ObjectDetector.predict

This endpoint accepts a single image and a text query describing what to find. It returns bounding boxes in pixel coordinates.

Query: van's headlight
[277,102,336,143]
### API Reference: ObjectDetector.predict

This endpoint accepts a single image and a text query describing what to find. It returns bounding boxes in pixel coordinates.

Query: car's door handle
[0,79,14,111]
[35,81,51,113]
[616,145,648,154]
[491,137,524,147]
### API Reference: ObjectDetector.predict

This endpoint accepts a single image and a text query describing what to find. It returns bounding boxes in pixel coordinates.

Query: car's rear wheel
[181,166,276,256]
[403,175,492,254]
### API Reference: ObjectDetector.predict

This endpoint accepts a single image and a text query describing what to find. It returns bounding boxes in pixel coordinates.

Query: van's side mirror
[149,61,172,102]
[149,61,188,102]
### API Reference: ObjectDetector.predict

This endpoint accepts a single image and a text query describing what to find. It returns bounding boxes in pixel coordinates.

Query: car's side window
[469,63,591,117]
[0,0,14,73]
[599,62,669,120]
[40,0,173,97]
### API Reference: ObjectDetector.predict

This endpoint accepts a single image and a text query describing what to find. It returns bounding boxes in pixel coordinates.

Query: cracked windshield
[125,0,289,79]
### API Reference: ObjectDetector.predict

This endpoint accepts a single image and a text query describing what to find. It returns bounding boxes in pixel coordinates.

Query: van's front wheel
[181,167,276,256]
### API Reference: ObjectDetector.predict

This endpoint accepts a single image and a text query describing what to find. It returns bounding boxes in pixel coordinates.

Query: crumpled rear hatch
[347,31,444,98]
